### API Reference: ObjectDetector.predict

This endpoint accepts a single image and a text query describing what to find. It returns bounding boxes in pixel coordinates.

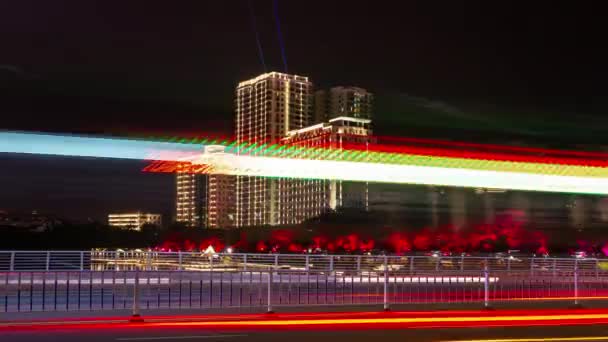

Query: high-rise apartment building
[175,164,206,228]
[235,72,314,227]
[279,116,373,224]
[315,86,373,123]
[175,146,236,229]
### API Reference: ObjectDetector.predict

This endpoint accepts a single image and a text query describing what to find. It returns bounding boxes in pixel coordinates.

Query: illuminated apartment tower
[314,86,373,123]
[175,164,206,228]
[235,72,314,227]
[279,116,373,224]
[175,146,236,229]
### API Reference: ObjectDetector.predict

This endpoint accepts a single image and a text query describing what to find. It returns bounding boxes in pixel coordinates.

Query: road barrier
[1,251,606,315]
[0,268,606,314]
[0,250,603,276]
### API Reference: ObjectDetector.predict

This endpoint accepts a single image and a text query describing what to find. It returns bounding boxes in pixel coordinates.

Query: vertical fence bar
[357,256,361,272]
[80,252,84,271]
[596,259,600,279]
[178,252,183,271]
[305,255,310,271]
[409,257,415,275]
[130,270,143,322]
[46,252,51,271]
[329,256,334,272]
[9,252,15,272]
[574,258,579,306]
[530,256,535,276]
[267,270,273,313]
[146,252,152,271]
[274,255,279,270]
[483,264,490,308]
[383,256,389,311]
[243,254,248,272]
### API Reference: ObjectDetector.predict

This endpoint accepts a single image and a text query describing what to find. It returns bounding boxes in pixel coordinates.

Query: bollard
[383,256,389,311]
[130,269,144,322]
[267,269,274,314]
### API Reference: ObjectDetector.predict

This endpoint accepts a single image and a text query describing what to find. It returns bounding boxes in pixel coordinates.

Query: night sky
[0,1,605,221]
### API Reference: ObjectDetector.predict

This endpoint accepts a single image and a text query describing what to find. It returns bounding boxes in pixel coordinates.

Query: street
[4,323,608,342]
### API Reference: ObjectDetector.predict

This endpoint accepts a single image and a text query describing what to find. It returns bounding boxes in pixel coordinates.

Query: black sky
[0,1,606,220]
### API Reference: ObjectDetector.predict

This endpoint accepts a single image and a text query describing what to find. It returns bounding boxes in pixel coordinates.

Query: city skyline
[0,1,605,226]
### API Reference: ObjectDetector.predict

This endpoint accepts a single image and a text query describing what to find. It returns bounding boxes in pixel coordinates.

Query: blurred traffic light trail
[444,337,608,342]
[5,309,608,331]
[5,131,608,194]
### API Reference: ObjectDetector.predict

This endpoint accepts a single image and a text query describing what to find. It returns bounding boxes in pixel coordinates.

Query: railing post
[130,269,143,322]
[243,254,248,272]
[267,269,274,313]
[507,257,511,272]
[435,256,440,271]
[274,254,279,270]
[146,252,152,271]
[356,256,361,273]
[305,255,310,271]
[574,258,579,306]
[329,255,334,272]
[460,254,465,272]
[80,251,84,271]
[596,259,600,279]
[178,251,183,271]
[552,258,557,278]
[46,251,50,271]
[9,252,15,272]
[483,263,490,309]
[383,255,389,311]
[530,256,535,276]
[409,257,415,275]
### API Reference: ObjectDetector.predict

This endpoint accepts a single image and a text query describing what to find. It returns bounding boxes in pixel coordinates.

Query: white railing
[1,268,604,314]
[0,250,604,277]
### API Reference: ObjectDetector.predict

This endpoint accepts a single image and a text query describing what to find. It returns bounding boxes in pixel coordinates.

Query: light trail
[149,313,608,327]
[444,337,608,342]
[5,131,608,194]
[5,310,608,331]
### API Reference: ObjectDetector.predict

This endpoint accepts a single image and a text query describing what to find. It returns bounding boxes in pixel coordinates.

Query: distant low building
[108,212,161,231]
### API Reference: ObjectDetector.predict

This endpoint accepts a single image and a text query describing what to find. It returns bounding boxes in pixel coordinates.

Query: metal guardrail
[1,268,605,314]
[0,251,605,275]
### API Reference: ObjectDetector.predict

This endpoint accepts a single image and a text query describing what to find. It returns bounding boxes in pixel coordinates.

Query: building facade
[315,86,373,122]
[235,72,314,227]
[108,212,161,230]
[175,146,236,229]
[175,163,206,228]
[278,116,373,224]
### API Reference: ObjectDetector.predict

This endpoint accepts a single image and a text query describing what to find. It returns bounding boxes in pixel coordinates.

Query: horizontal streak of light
[0,131,201,160]
[152,313,608,327]
[194,153,608,194]
[444,337,608,342]
[5,131,608,194]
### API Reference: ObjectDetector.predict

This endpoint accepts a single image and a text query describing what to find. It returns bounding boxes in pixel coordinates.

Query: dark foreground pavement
[4,324,608,342]
[5,308,608,342]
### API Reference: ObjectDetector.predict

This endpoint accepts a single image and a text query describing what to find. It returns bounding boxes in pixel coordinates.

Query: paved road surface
[4,324,608,342]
